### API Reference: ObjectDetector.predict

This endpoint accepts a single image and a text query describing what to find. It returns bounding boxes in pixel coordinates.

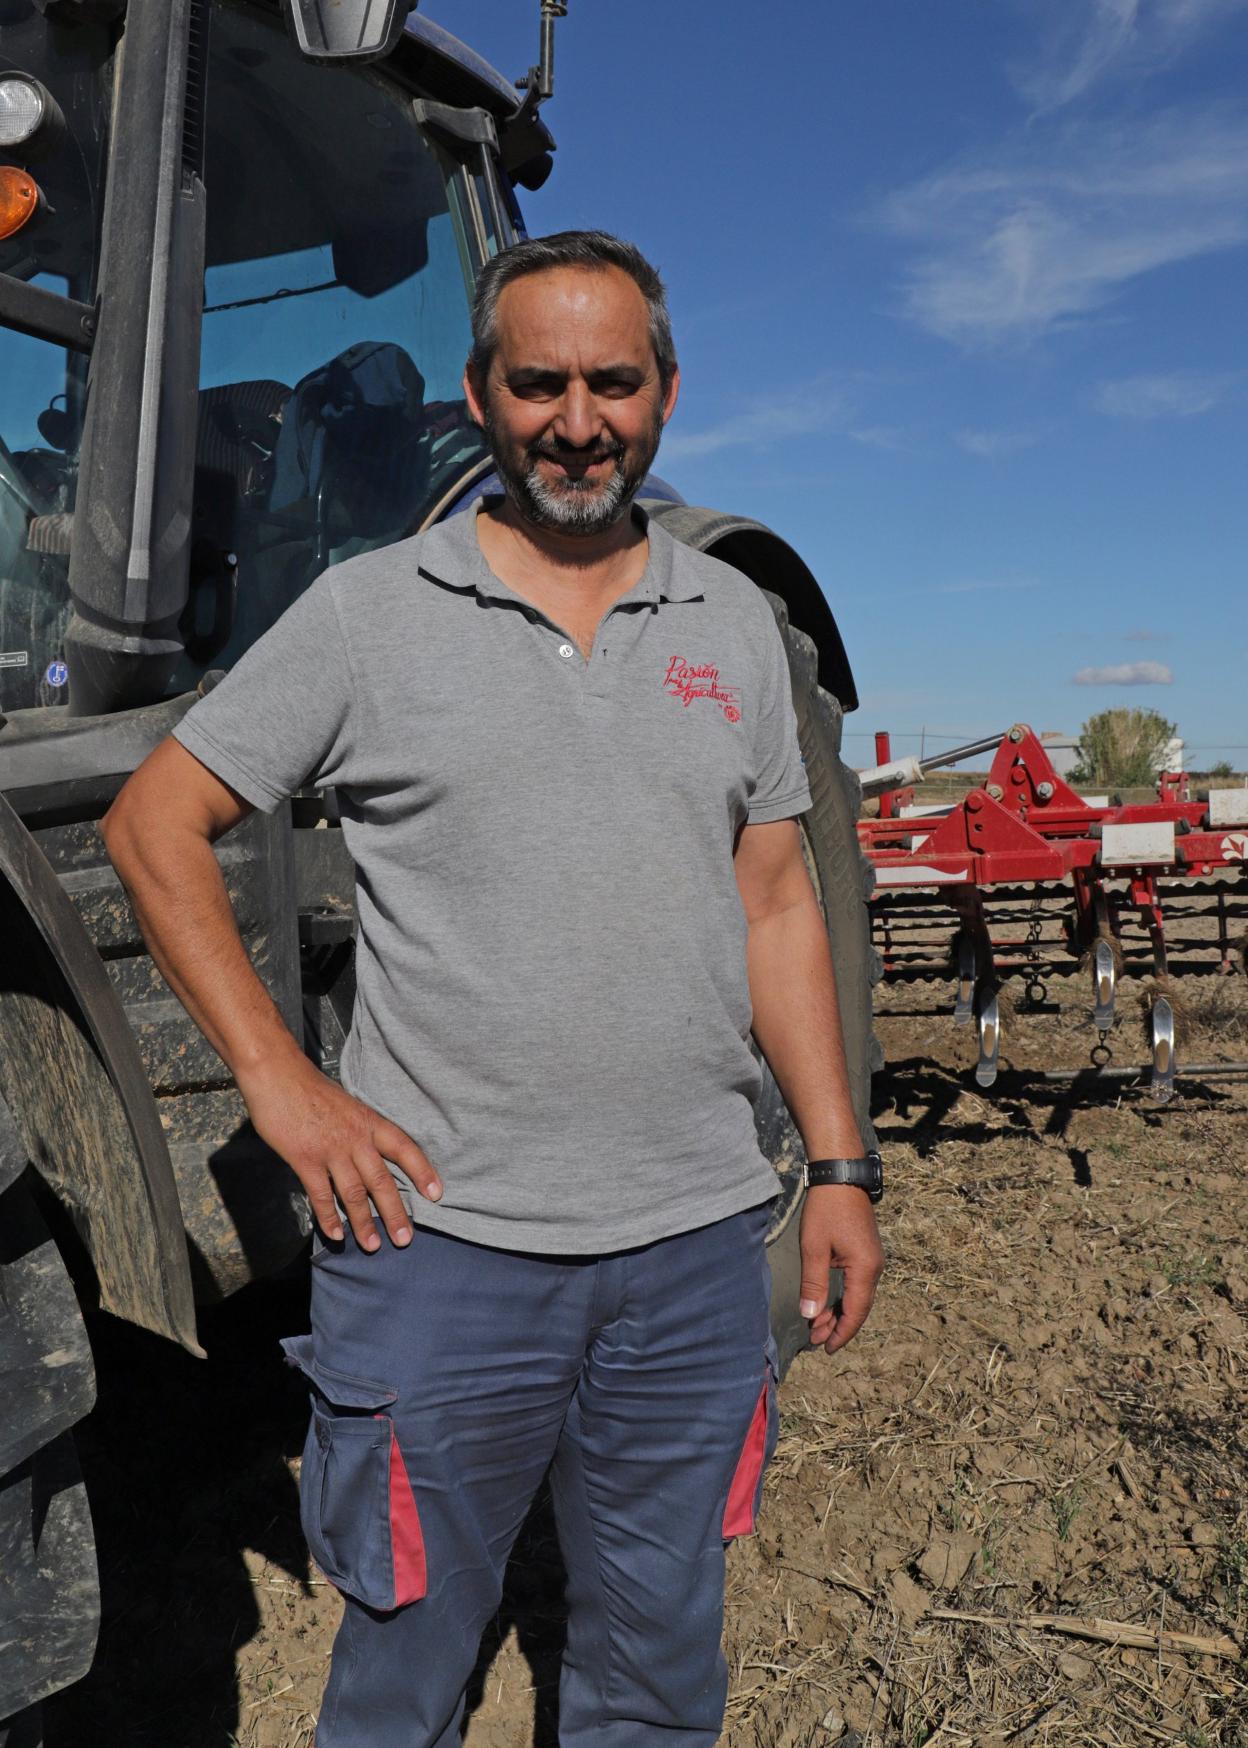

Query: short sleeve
[747,607,812,823]
[172,573,357,812]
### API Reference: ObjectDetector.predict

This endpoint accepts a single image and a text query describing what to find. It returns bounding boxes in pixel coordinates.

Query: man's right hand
[237,1052,442,1252]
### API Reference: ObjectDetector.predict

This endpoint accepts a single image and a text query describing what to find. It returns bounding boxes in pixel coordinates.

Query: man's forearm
[746,891,865,1160]
[103,741,438,1250]
[103,809,299,1081]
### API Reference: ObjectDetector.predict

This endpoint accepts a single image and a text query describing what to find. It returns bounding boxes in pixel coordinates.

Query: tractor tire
[0,1161,99,1744]
[756,596,880,1376]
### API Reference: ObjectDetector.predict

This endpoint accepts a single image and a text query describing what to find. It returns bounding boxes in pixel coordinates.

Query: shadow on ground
[43,1271,571,1747]
[45,1277,313,1747]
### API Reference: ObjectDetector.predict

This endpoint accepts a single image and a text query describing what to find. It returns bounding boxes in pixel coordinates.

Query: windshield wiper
[203,278,340,315]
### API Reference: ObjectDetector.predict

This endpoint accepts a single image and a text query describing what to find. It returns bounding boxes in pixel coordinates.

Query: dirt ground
[47,953,1248,1748]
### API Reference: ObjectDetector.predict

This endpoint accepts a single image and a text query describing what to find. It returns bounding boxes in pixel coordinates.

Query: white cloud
[1073,660,1174,684]
[1093,370,1234,417]
[883,107,1248,346]
[660,387,852,461]
[1013,0,1247,113]
[954,428,1040,458]
[848,425,913,452]
[1014,0,1140,112]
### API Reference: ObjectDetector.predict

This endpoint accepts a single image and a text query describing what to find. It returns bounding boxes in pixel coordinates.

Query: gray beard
[521,456,633,533]
[483,406,662,538]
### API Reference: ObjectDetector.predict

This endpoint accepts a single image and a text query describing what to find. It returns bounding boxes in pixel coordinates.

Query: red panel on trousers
[385,1425,427,1605]
[722,1377,768,1538]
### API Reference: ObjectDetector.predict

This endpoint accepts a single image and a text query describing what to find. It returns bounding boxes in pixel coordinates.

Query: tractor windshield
[0,0,501,712]
[176,0,495,684]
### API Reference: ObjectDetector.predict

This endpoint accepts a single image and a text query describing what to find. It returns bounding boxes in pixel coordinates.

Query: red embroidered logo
[663,656,742,722]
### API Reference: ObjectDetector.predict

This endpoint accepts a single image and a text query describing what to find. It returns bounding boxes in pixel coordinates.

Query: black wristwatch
[803,1152,884,1204]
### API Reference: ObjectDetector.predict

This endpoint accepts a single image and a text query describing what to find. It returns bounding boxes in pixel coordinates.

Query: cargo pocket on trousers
[722,1339,779,1540]
[281,1334,427,1610]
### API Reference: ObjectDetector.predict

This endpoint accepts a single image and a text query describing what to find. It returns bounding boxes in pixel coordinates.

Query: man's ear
[463,357,487,429]
[660,364,681,427]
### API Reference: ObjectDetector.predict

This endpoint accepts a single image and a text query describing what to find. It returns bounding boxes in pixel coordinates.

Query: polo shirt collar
[417,494,704,607]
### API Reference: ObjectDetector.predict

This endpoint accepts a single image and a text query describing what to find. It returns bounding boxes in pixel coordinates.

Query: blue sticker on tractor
[46,660,68,687]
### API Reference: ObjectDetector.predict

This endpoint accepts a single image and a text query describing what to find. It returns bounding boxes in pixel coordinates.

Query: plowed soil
[48,963,1248,1748]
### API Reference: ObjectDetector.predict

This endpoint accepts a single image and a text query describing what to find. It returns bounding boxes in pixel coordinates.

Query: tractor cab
[0,0,553,718]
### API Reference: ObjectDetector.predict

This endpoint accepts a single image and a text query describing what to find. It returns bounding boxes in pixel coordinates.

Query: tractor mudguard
[637,500,859,712]
[0,789,199,1356]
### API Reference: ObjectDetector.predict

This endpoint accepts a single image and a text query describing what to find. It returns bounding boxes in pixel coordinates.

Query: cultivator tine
[975,988,1000,1088]
[1092,939,1116,1031]
[954,935,975,1025]
[1150,996,1176,1103]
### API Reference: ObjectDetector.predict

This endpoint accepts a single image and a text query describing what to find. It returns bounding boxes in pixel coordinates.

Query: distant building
[1039,732,1079,777]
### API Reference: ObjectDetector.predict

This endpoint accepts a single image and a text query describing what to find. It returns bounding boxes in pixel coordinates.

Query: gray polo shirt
[173,499,811,1252]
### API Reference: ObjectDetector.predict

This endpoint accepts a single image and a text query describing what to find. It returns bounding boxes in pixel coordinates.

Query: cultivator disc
[857,726,1248,1096]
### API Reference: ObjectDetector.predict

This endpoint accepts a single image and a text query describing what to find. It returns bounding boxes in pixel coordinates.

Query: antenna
[516,0,568,120]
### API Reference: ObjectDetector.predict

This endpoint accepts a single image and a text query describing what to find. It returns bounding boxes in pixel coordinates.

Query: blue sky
[432,0,1247,768]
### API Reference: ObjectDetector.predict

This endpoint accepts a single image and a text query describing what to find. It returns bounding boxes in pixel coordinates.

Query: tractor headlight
[0,75,49,149]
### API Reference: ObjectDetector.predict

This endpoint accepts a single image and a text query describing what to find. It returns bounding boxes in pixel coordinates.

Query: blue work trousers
[282,1203,777,1747]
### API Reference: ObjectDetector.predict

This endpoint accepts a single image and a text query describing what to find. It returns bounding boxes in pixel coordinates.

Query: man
[103,231,884,1747]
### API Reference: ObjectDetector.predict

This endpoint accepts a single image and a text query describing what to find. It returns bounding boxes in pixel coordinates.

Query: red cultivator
[857,725,1248,1100]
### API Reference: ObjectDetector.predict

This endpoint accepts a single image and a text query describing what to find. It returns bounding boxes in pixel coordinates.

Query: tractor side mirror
[281,0,417,64]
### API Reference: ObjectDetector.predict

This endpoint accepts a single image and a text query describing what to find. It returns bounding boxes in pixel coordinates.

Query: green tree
[1073,707,1178,787]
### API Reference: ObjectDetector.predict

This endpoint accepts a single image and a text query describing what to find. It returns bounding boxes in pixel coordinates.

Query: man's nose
[553,380,601,449]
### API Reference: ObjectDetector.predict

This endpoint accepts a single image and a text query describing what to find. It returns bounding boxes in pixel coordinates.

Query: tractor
[0,1,877,1736]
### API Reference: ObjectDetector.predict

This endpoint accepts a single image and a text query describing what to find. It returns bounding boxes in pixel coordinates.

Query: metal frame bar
[0,273,95,353]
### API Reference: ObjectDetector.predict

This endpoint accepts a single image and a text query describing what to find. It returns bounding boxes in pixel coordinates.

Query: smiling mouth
[531,448,621,480]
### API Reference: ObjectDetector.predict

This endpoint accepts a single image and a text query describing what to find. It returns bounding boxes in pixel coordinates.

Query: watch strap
[804,1153,883,1202]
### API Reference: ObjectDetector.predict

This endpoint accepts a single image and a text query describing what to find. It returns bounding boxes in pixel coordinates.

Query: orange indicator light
[0,165,40,240]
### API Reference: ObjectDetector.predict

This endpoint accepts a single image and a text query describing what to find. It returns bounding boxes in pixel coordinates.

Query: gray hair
[470,230,678,392]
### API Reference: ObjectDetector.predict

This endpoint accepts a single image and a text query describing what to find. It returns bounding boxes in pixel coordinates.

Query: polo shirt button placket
[586,600,645,702]
[584,635,611,702]
[558,643,575,660]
